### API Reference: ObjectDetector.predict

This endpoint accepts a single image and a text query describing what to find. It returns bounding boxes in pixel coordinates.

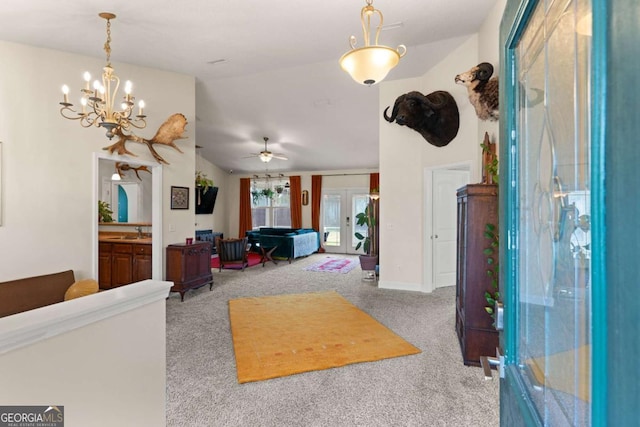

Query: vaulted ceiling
[1,0,498,173]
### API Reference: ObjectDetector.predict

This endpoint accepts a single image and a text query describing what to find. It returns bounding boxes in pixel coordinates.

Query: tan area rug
[229,291,421,383]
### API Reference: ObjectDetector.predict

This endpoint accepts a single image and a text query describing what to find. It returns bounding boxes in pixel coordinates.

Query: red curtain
[311,175,322,232]
[311,175,324,252]
[289,176,302,228]
[369,172,379,193]
[238,178,252,237]
[369,173,380,257]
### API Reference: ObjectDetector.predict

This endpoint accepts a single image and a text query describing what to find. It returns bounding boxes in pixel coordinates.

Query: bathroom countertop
[98,232,152,244]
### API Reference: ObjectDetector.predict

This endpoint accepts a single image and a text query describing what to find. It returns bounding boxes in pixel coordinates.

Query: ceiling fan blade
[272,154,288,160]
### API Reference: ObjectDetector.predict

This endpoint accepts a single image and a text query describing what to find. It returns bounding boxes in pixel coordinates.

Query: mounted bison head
[383,91,460,147]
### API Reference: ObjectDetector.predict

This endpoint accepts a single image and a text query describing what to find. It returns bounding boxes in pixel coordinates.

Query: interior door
[432,169,469,288]
[322,189,368,254]
[500,0,593,425]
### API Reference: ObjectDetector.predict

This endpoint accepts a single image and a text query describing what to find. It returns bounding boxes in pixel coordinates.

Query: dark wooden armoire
[455,184,499,366]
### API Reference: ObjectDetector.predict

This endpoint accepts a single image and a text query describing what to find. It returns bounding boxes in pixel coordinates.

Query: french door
[501,0,596,425]
[321,188,369,254]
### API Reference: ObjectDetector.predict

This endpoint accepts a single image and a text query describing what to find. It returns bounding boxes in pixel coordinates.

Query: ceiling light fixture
[259,152,273,163]
[339,0,406,86]
[59,12,147,140]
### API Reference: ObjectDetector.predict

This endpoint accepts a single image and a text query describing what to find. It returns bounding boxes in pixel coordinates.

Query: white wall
[477,0,507,147]
[378,0,506,292]
[0,41,196,282]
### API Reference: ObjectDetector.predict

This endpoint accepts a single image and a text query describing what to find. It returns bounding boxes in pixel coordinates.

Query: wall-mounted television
[196,186,218,215]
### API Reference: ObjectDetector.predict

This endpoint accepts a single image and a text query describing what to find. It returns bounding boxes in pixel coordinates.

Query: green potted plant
[195,171,214,193]
[261,188,275,199]
[98,200,114,223]
[483,223,500,322]
[355,200,378,271]
[251,189,262,204]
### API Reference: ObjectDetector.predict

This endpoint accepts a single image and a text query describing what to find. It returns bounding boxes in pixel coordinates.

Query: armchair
[215,237,250,272]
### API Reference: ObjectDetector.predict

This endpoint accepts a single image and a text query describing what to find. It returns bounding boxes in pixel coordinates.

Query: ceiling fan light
[259,153,272,163]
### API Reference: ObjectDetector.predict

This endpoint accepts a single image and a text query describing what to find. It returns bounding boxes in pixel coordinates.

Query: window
[251,180,291,228]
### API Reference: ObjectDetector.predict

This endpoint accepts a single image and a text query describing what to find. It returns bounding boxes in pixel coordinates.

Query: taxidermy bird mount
[103,113,187,164]
[455,62,499,121]
[383,91,460,147]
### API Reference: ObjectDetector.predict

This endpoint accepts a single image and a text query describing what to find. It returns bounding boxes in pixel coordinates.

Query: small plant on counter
[98,200,114,223]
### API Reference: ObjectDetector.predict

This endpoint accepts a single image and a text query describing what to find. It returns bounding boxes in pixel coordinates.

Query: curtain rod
[249,172,376,179]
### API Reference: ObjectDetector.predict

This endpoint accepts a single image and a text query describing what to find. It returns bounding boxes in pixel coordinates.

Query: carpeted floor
[229,291,420,383]
[166,253,499,427]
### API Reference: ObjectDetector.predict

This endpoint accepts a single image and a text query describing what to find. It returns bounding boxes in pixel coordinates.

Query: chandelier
[339,0,406,86]
[59,12,146,140]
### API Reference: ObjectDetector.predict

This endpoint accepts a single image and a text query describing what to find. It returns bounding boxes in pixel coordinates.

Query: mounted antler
[115,162,152,180]
[103,113,188,164]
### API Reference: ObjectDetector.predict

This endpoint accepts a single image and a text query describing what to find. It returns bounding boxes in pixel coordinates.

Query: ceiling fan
[245,137,288,163]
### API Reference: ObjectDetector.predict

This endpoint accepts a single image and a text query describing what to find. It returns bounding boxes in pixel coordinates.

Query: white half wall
[0,280,171,427]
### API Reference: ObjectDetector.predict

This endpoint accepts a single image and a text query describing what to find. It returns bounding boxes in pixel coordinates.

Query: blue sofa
[246,228,320,262]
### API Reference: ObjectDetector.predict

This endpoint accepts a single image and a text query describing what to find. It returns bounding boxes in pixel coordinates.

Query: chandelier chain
[104,18,112,66]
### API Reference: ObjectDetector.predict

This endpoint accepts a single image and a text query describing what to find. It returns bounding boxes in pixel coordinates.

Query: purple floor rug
[304,257,358,274]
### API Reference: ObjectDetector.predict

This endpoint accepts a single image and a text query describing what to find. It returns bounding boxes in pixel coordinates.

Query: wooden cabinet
[133,244,153,282]
[166,241,213,301]
[98,242,152,289]
[98,242,113,289]
[456,184,499,366]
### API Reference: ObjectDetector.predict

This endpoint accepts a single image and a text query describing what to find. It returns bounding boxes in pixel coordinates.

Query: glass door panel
[351,193,370,254]
[322,189,369,254]
[514,0,592,425]
[322,193,342,250]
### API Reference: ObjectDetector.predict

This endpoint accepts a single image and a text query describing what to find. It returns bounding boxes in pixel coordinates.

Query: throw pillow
[64,279,99,301]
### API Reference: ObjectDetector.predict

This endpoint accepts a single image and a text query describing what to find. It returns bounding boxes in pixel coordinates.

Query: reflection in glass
[515,0,592,424]
[98,159,151,223]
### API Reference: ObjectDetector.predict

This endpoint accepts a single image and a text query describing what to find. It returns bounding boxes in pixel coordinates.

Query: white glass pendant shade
[340,46,402,85]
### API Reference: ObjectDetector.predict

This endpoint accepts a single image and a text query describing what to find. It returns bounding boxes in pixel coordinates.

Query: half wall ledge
[0,279,172,355]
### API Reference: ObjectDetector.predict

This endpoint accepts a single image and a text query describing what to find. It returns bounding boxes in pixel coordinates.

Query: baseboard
[378,280,424,293]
